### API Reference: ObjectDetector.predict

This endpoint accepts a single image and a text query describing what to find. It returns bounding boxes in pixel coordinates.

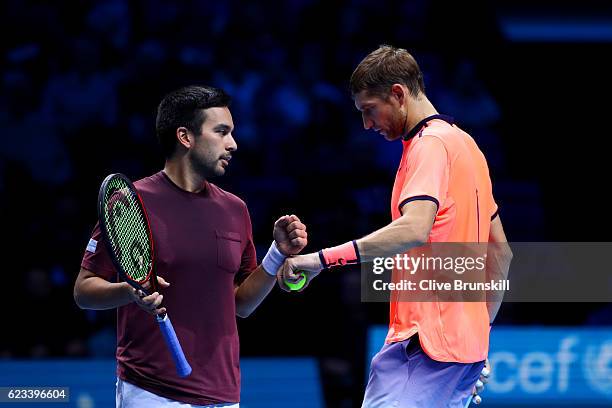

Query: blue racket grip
[464,394,473,408]
[157,314,192,377]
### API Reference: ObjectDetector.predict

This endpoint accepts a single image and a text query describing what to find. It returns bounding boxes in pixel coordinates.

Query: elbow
[73,287,86,309]
[410,227,430,248]
[503,243,514,262]
[398,226,429,250]
[73,281,90,310]
[413,234,428,248]
[235,307,252,319]
[234,296,253,318]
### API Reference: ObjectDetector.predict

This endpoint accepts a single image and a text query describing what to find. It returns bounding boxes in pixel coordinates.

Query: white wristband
[262,241,286,277]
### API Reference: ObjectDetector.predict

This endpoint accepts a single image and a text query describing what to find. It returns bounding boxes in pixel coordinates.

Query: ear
[390,84,407,105]
[176,127,192,149]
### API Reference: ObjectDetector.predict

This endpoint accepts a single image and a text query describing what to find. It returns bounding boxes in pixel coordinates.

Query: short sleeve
[234,205,258,286]
[80,222,117,281]
[478,151,498,220]
[398,135,449,214]
[489,196,499,220]
[488,176,498,220]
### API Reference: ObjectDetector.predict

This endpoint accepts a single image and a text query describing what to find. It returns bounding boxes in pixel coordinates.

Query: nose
[227,134,237,152]
[362,114,373,130]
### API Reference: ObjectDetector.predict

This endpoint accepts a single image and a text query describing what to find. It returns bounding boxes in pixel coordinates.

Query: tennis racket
[98,173,192,378]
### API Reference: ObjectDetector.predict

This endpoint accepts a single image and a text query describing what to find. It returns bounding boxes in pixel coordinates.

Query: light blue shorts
[362,335,484,408]
[116,378,240,408]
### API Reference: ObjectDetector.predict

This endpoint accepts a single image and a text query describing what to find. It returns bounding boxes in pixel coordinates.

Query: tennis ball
[285,272,306,291]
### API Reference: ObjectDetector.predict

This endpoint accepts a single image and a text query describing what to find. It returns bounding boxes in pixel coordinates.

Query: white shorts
[116,378,240,408]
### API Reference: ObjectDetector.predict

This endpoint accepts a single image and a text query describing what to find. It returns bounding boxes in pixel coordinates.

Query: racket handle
[464,394,473,408]
[157,314,192,377]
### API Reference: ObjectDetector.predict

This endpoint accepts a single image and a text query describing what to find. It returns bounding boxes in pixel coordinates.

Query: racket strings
[103,178,152,283]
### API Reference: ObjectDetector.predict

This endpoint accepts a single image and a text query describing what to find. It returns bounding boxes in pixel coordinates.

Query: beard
[385,110,407,141]
[188,150,224,178]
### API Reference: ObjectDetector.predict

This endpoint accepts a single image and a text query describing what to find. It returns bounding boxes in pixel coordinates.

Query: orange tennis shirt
[387,115,498,363]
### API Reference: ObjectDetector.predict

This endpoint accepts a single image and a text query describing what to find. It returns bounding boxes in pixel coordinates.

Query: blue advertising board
[0,358,323,407]
[367,325,612,406]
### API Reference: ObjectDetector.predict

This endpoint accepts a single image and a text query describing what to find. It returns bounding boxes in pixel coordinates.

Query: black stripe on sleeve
[318,250,327,269]
[398,195,440,214]
[491,209,499,221]
[351,240,361,264]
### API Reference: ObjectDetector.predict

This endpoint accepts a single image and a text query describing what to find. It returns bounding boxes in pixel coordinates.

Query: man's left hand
[470,357,491,405]
[273,214,308,256]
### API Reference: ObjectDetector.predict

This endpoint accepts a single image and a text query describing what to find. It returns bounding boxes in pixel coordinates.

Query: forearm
[312,202,435,270]
[234,265,276,318]
[74,276,133,310]
[486,242,512,323]
[356,216,430,262]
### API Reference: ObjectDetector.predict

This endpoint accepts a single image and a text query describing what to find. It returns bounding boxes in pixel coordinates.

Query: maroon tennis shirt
[81,171,257,405]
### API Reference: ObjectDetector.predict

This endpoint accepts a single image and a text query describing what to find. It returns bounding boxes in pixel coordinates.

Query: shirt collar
[402,114,455,141]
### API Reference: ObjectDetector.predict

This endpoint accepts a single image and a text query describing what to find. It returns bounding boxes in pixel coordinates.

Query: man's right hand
[126,276,170,316]
[277,252,323,292]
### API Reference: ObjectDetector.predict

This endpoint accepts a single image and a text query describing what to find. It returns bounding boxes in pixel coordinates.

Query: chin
[384,133,400,141]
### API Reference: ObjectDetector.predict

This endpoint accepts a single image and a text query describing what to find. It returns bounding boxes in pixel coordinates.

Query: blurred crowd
[1,0,608,405]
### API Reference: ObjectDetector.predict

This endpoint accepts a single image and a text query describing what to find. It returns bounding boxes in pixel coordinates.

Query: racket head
[97,173,156,293]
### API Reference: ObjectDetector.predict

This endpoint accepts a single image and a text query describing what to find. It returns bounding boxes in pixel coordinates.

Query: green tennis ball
[285,272,306,291]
